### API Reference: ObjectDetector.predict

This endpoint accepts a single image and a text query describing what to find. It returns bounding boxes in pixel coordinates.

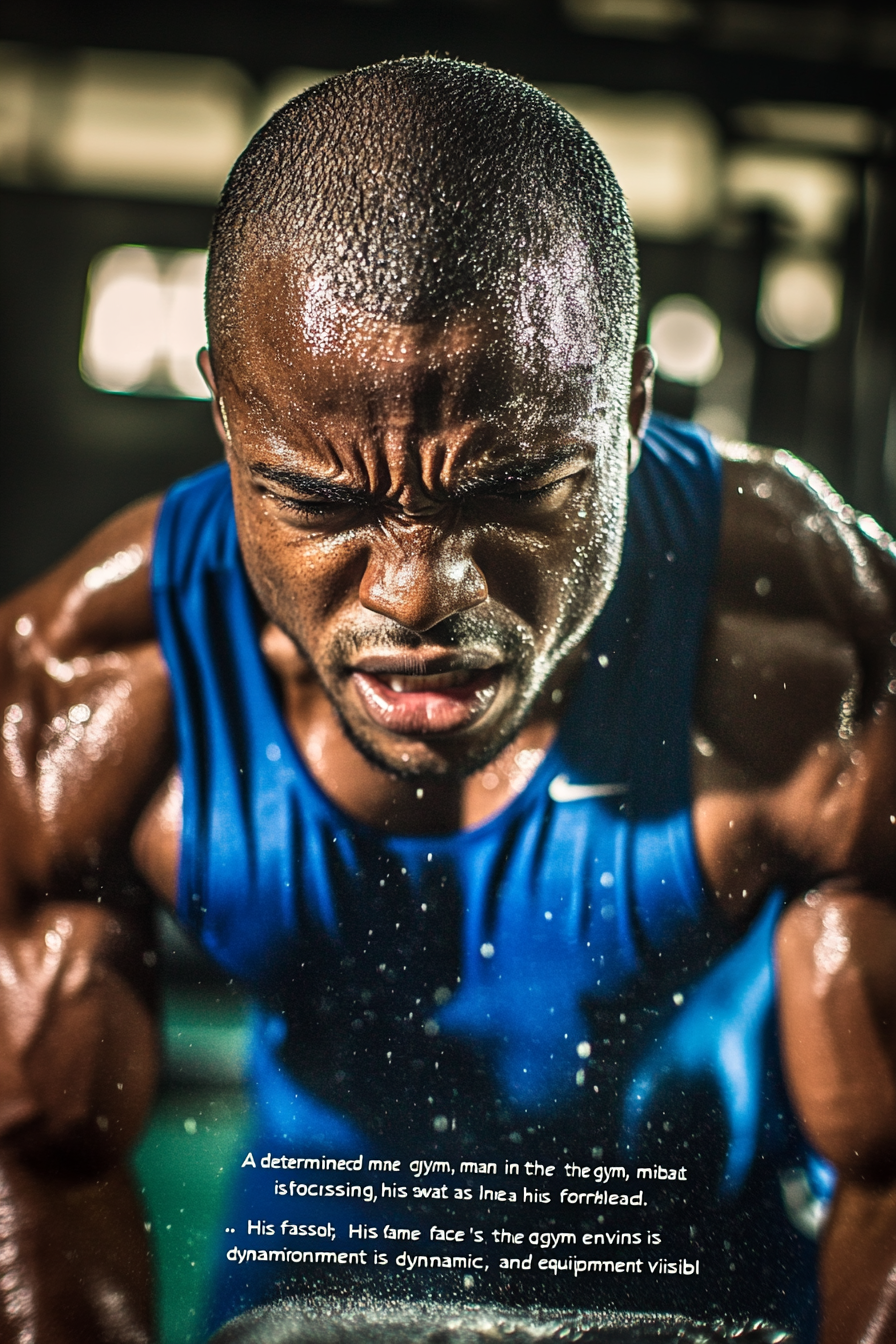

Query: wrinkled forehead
[219,251,628,430]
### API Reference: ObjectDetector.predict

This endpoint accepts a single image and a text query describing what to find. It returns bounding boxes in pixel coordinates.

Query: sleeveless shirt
[152,415,824,1338]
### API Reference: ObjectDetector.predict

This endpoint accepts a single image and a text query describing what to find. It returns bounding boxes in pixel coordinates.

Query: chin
[335,702,528,783]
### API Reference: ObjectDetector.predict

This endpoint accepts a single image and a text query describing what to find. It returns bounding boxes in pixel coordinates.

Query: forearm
[0,1150,153,1344]
[0,902,159,1343]
[777,889,896,1343]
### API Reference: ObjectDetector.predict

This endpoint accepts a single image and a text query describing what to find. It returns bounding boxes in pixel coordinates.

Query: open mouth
[349,661,503,735]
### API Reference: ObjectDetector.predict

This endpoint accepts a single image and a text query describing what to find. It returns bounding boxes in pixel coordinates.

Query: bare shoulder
[712,437,896,636]
[692,438,896,909]
[0,496,175,908]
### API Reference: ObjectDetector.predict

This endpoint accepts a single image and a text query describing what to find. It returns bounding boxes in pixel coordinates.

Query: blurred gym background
[1,2,895,1339]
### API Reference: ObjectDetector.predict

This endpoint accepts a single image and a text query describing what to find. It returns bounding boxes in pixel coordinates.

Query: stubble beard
[279,607,552,783]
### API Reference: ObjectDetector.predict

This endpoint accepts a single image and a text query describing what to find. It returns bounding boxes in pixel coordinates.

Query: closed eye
[259,487,371,527]
[494,478,568,503]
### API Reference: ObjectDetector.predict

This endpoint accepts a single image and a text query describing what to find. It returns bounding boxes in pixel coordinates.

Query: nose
[359,523,488,632]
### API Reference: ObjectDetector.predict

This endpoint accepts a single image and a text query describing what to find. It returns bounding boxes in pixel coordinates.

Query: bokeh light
[757,252,842,348]
[648,295,723,386]
[80,245,210,398]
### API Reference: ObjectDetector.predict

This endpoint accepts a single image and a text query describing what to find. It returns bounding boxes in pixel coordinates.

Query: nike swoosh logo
[548,774,629,803]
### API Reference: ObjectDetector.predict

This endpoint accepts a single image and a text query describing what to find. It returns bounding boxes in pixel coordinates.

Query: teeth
[384,670,475,693]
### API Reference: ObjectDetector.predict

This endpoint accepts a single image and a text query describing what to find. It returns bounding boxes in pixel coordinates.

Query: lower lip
[350,670,501,735]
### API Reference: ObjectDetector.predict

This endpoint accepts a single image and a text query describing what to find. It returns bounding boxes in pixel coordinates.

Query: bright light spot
[166,250,210,397]
[561,0,697,39]
[576,1040,592,1058]
[725,148,855,244]
[83,545,144,591]
[56,49,251,202]
[81,246,210,398]
[81,247,164,392]
[732,103,880,156]
[758,252,842,348]
[480,942,495,959]
[648,295,722,386]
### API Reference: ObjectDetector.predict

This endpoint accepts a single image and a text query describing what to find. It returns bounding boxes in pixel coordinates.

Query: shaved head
[203,57,645,785]
[206,57,638,388]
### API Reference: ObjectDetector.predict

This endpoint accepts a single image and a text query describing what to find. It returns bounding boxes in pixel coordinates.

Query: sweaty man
[1,58,895,1344]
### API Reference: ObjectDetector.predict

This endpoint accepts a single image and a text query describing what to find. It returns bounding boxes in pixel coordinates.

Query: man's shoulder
[711,435,896,632]
[0,494,173,900]
[691,435,896,908]
[1,494,163,662]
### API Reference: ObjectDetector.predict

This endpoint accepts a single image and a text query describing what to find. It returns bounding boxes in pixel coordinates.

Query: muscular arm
[0,498,173,1342]
[692,443,896,1341]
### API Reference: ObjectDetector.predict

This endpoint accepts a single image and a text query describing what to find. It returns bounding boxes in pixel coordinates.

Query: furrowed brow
[251,463,372,506]
[456,447,589,497]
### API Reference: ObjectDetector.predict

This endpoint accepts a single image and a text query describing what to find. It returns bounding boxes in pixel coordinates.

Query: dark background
[2,0,895,598]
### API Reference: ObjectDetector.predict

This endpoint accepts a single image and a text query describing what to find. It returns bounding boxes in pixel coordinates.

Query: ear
[198,348,231,450]
[628,345,656,440]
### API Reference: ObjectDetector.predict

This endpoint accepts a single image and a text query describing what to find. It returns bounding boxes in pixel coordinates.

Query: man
[0,57,894,1344]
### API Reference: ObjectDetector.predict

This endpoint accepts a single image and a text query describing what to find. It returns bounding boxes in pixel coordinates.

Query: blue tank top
[152,415,823,1337]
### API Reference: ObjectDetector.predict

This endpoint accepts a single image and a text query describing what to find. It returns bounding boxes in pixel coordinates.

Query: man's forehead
[222,264,614,433]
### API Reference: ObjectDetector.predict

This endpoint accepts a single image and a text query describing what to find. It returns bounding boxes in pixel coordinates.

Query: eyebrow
[250,445,589,504]
[250,464,373,505]
[455,446,590,497]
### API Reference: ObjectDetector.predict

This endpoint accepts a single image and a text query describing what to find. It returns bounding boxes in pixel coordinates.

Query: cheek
[232,495,369,637]
[471,519,601,630]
